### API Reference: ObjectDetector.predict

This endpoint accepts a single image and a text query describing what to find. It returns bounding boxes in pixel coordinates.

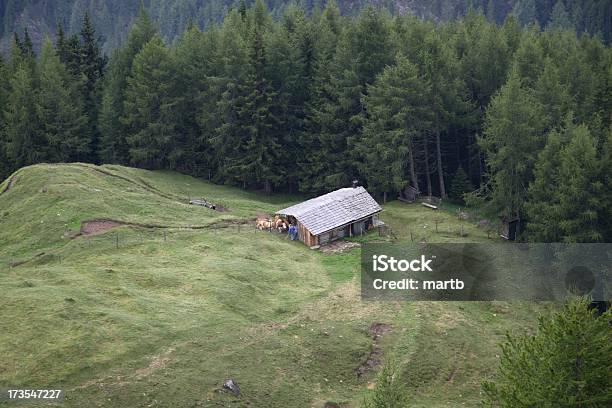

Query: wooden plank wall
[297,222,318,247]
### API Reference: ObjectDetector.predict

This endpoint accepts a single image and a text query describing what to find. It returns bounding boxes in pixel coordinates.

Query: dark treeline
[1,0,611,54]
[0,0,610,242]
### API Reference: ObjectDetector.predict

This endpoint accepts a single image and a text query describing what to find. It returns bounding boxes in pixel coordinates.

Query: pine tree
[37,38,90,162]
[483,297,611,407]
[122,35,174,169]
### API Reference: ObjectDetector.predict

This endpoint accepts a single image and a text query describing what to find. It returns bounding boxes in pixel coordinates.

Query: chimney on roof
[352,179,359,188]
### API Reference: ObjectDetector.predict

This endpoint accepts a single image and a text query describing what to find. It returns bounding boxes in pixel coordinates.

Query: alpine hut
[276,186,382,247]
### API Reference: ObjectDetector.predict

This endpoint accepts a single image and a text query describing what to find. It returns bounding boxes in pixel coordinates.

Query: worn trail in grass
[0,164,544,407]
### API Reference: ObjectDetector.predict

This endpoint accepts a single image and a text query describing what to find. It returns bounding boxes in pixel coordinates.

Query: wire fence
[4,222,300,269]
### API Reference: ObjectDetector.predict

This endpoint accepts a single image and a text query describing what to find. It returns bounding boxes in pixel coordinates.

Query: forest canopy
[0,0,610,243]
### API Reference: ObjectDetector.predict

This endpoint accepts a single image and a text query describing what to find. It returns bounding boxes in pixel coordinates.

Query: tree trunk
[408,139,419,192]
[383,191,387,203]
[264,180,272,195]
[424,136,432,197]
[436,130,447,199]
[478,148,484,187]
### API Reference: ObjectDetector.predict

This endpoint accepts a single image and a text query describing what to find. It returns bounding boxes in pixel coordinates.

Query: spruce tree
[449,167,473,203]
[3,53,45,167]
[79,12,107,162]
[122,35,174,169]
[170,25,215,175]
[299,0,343,192]
[237,0,280,193]
[210,9,250,186]
[37,38,90,162]
[99,6,156,164]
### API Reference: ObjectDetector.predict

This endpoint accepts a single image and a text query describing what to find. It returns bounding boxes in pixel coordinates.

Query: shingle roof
[277,187,382,236]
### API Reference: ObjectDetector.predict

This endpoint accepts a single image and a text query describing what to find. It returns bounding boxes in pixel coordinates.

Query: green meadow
[0,164,547,407]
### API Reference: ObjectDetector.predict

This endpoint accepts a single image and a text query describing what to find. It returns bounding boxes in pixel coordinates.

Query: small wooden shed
[277,186,382,248]
[500,216,520,241]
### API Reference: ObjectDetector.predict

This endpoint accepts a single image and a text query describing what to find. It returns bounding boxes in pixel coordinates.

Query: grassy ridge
[0,164,544,407]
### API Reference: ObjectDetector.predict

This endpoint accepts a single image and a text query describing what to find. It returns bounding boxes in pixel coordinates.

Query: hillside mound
[0,163,297,263]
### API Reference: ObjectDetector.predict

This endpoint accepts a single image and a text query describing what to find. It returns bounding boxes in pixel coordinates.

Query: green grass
[0,164,546,407]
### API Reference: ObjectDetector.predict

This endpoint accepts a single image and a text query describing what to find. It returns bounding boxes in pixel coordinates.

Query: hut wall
[297,221,318,247]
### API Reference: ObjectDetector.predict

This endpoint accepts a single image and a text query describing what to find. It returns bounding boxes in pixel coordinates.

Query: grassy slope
[0,164,545,407]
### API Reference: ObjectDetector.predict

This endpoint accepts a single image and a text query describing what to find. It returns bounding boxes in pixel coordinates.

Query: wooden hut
[276,186,382,248]
[398,185,419,203]
[500,216,520,241]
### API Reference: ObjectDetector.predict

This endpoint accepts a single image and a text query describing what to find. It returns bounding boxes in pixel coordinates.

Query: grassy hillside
[0,164,546,407]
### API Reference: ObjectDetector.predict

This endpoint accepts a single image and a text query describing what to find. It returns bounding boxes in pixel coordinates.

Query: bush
[482,297,612,407]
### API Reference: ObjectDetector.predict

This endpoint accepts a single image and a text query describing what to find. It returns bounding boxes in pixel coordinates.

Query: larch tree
[361,54,430,201]
[483,297,611,407]
[480,66,545,218]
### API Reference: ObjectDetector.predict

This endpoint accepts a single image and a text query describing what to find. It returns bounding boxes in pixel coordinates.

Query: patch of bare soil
[80,220,123,236]
[134,347,175,380]
[72,347,176,391]
[214,204,229,212]
[356,322,392,378]
[319,240,361,254]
